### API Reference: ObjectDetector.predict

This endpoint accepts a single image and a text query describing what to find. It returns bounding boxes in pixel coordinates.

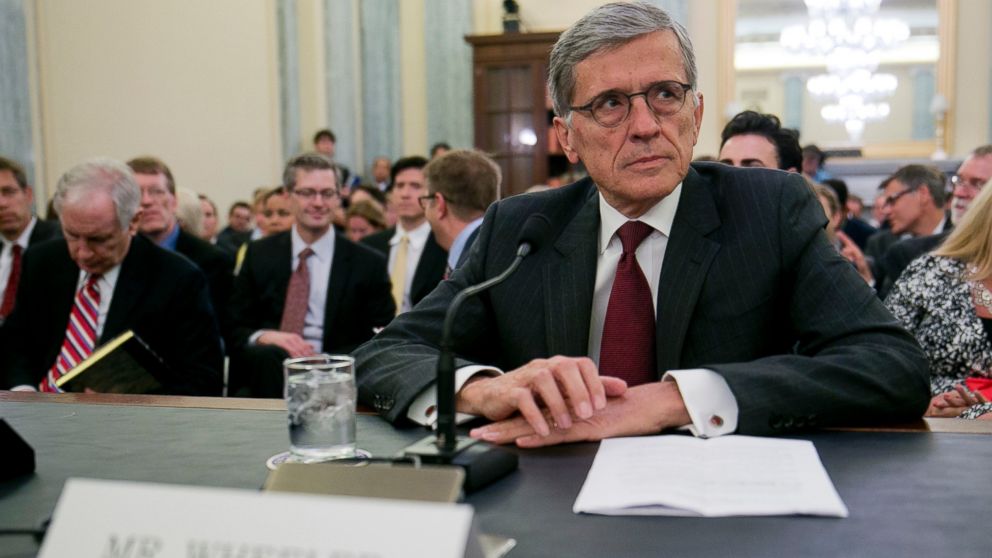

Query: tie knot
[616,221,654,254]
[11,244,22,256]
[299,247,315,260]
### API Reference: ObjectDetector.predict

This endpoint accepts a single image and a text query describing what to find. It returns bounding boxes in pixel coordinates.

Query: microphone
[404,213,551,492]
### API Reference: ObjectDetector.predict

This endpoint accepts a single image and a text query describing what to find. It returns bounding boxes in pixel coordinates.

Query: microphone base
[403,435,518,493]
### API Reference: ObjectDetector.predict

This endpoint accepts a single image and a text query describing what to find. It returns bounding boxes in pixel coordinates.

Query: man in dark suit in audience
[127,157,233,329]
[717,110,801,172]
[215,201,253,256]
[227,153,395,397]
[421,150,500,273]
[0,156,61,325]
[865,165,952,297]
[362,156,447,313]
[354,2,929,444]
[877,145,992,298]
[0,158,223,394]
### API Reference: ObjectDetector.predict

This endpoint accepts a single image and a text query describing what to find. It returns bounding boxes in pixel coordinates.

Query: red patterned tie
[41,274,102,392]
[599,221,656,386]
[279,247,314,334]
[0,244,23,319]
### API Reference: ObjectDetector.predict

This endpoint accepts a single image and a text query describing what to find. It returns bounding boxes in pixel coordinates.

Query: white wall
[32,0,283,224]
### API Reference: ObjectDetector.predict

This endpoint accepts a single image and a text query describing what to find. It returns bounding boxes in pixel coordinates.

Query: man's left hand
[468,381,691,447]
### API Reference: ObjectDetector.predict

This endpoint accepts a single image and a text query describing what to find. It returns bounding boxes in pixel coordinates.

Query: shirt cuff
[663,368,738,438]
[247,330,264,345]
[406,365,502,427]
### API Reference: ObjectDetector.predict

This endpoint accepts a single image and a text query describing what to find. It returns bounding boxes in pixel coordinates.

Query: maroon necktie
[280,247,314,334]
[599,221,656,386]
[0,244,22,319]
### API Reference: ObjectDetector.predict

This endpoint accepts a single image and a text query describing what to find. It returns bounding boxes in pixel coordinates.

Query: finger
[470,414,538,444]
[512,386,552,437]
[955,385,980,406]
[977,391,989,404]
[516,430,568,448]
[836,231,856,249]
[532,366,573,429]
[601,377,628,398]
[574,357,605,413]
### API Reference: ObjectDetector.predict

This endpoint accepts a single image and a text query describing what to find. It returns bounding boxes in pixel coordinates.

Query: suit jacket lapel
[102,236,150,343]
[656,167,721,372]
[322,234,350,348]
[544,186,599,357]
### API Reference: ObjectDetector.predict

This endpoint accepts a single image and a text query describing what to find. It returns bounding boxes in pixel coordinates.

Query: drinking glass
[284,354,356,461]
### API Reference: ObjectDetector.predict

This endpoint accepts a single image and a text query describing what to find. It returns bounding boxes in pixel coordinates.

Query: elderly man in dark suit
[227,153,395,397]
[0,158,223,394]
[362,156,447,314]
[354,1,929,446]
[0,156,61,325]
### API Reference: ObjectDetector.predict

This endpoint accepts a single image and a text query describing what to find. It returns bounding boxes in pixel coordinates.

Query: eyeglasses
[292,188,338,201]
[568,80,693,128]
[881,188,916,208]
[951,174,987,191]
[418,193,439,210]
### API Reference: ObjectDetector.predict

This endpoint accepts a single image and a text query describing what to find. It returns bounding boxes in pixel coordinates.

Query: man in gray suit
[354,2,929,447]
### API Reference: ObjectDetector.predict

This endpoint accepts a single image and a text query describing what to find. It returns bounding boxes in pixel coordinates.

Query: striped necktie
[41,274,102,392]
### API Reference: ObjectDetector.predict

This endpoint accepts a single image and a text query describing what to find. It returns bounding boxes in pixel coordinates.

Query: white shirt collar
[290,225,335,262]
[389,220,431,248]
[597,183,682,254]
[76,262,121,293]
[2,216,37,250]
[931,216,947,236]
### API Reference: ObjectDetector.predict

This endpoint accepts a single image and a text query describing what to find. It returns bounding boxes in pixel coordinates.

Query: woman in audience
[175,186,204,237]
[260,186,293,236]
[199,194,219,243]
[886,179,992,420]
[346,200,386,243]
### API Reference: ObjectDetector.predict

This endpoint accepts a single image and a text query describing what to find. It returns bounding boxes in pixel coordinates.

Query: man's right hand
[257,331,316,358]
[455,356,627,437]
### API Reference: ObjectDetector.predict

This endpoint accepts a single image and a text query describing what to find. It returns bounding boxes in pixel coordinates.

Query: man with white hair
[0,158,223,394]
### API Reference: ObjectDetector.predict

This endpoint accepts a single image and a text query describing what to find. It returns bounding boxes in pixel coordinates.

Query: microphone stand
[402,245,530,492]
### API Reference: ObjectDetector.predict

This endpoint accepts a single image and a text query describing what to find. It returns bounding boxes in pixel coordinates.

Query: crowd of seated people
[1,109,990,424]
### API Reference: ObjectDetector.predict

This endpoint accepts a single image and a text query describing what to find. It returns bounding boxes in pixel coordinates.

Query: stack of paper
[573,435,848,517]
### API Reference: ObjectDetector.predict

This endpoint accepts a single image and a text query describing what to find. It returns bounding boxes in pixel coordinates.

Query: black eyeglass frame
[567,80,693,128]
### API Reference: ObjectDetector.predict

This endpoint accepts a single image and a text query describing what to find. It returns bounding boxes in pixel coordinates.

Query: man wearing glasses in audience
[355,2,929,443]
[874,146,992,298]
[227,153,394,397]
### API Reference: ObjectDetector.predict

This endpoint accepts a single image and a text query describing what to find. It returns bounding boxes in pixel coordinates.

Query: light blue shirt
[159,222,181,251]
[447,217,484,271]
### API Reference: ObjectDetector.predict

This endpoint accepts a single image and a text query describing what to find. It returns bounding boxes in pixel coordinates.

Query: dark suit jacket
[173,229,234,333]
[215,226,252,257]
[840,217,876,250]
[868,215,952,298]
[362,226,447,307]
[353,163,930,435]
[0,235,223,394]
[28,218,62,246]
[877,230,952,300]
[227,230,395,355]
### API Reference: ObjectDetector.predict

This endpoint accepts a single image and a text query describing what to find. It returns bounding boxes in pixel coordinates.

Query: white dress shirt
[10,264,121,392]
[0,216,36,309]
[408,188,739,438]
[388,221,431,314]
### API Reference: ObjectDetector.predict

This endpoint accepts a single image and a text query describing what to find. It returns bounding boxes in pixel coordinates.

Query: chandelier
[780,0,910,143]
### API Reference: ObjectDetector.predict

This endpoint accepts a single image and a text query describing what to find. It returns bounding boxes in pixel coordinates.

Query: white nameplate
[40,478,482,558]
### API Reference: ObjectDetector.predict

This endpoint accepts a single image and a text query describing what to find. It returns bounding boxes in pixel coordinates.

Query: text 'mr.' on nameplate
[39,478,483,558]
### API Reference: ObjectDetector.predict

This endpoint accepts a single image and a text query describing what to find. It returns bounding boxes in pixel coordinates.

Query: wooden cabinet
[466,32,572,197]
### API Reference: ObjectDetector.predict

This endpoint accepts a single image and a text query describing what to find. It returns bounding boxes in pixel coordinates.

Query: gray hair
[548,1,698,123]
[53,158,141,230]
[282,152,337,192]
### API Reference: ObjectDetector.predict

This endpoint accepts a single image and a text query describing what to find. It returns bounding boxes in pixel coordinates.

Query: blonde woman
[886,178,992,419]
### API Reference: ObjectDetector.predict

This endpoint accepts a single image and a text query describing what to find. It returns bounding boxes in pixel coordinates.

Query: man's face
[135,172,177,237]
[880,179,926,235]
[553,30,703,218]
[0,170,33,241]
[262,192,294,236]
[61,192,137,275]
[315,138,336,158]
[372,158,391,183]
[802,153,820,176]
[229,206,252,232]
[951,154,992,223]
[289,168,338,236]
[391,167,427,223]
[200,198,218,240]
[718,134,780,169]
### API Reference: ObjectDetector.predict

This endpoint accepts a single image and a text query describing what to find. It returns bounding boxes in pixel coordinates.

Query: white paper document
[573,435,848,518]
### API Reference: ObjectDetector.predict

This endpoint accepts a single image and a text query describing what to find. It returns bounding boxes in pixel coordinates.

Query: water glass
[284,354,356,461]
